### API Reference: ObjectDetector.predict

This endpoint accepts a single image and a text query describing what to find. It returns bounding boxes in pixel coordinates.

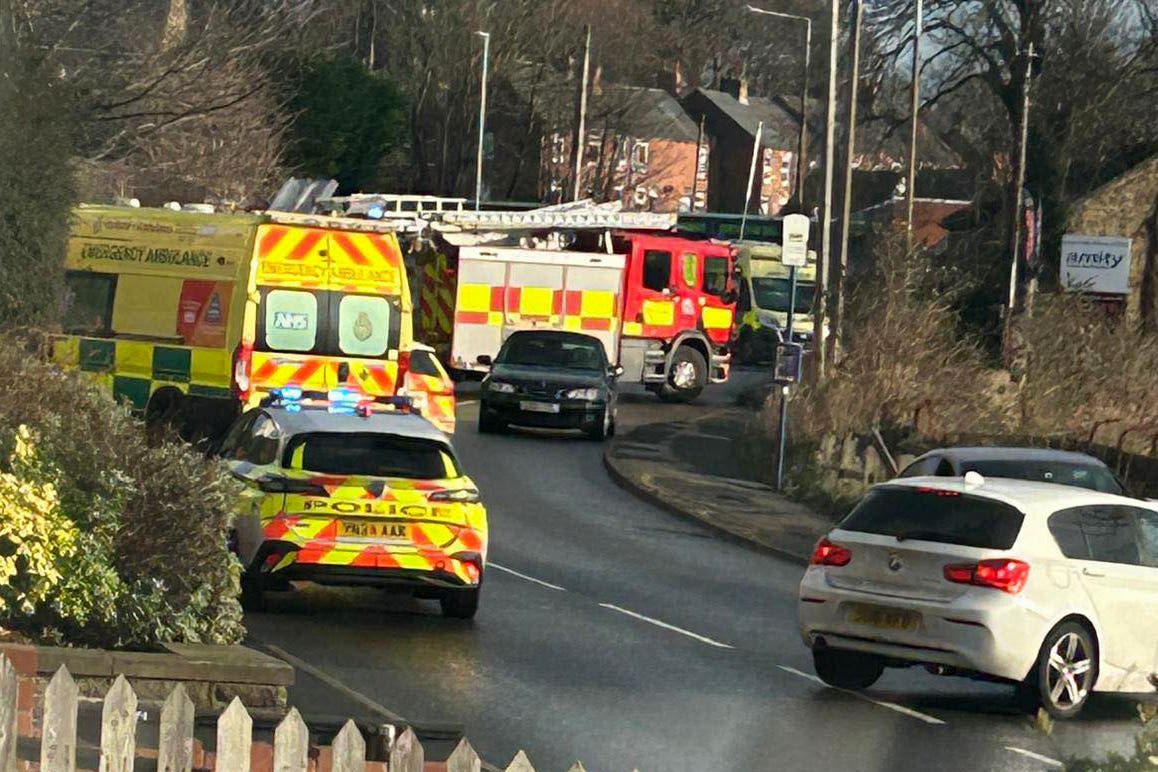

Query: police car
[218,387,487,618]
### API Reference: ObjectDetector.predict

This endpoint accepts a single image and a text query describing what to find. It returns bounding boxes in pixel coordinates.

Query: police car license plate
[338,520,410,541]
[520,401,560,413]
[846,604,920,632]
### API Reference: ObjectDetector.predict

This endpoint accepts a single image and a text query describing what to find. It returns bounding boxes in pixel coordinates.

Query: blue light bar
[327,387,363,405]
[271,386,303,401]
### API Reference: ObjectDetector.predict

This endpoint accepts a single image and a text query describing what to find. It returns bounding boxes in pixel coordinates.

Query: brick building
[540,85,708,213]
[680,79,804,216]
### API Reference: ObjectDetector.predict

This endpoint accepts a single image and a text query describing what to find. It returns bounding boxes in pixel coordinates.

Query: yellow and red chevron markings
[255,473,487,585]
[455,285,618,332]
[255,224,403,294]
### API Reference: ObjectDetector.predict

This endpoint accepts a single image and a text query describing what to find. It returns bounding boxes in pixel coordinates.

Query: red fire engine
[416,208,737,402]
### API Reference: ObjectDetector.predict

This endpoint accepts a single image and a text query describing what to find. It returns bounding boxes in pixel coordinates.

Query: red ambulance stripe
[252,359,281,383]
[332,232,370,266]
[258,227,288,257]
[581,317,612,331]
[456,311,489,324]
[364,364,394,393]
[288,231,323,260]
[506,287,521,312]
[287,359,323,385]
[490,286,506,312]
[365,233,400,262]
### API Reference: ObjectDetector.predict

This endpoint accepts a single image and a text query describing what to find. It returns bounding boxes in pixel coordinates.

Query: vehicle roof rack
[437,207,677,232]
[317,194,469,219]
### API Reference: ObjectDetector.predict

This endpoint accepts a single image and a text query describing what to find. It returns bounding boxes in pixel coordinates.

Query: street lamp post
[746,1,837,380]
[905,0,922,246]
[745,5,811,206]
[474,31,490,211]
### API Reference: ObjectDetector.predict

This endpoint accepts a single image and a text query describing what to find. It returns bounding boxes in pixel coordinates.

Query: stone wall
[1068,156,1158,325]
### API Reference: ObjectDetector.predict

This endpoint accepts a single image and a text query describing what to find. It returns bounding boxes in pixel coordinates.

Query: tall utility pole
[474,31,490,211]
[572,25,592,202]
[746,5,811,205]
[814,0,839,380]
[905,0,922,246]
[1003,42,1035,364]
[833,0,863,360]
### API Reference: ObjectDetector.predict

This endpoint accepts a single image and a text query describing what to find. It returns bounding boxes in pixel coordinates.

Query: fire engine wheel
[440,586,481,619]
[659,346,707,403]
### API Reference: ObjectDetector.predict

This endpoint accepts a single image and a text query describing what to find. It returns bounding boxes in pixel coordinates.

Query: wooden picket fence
[0,655,589,772]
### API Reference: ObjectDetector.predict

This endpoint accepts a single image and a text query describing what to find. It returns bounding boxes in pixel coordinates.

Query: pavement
[245,368,1144,772]
[603,402,830,565]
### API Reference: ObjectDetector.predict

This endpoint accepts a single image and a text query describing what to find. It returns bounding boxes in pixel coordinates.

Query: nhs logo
[273,312,310,330]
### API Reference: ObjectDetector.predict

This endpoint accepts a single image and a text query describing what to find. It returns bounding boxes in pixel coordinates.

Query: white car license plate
[846,604,921,632]
[520,401,560,414]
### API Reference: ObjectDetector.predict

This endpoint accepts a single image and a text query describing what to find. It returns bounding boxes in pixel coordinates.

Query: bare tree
[14,0,322,203]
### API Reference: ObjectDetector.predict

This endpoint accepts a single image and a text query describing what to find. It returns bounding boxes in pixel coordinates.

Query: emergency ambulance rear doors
[451,247,625,371]
[249,221,409,401]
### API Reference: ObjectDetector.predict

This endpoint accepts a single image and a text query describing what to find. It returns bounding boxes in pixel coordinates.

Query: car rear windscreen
[839,486,1025,549]
[959,460,1122,495]
[285,433,457,479]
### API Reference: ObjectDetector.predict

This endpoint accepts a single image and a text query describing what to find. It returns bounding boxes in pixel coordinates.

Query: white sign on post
[781,213,810,267]
[1060,234,1132,295]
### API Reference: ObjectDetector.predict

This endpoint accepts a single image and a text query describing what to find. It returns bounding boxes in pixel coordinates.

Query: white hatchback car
[798,475,1158,718]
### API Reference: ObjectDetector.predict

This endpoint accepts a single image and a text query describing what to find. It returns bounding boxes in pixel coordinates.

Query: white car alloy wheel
[1046,631,1093,709]
[671,360,697,388]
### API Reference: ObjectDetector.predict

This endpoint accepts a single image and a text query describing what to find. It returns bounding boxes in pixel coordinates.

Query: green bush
[0,337,244,649]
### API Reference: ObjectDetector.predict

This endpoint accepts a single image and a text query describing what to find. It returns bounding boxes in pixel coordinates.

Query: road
[246,371,1143,771]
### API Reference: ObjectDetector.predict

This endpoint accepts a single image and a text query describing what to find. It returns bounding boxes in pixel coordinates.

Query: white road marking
[599,603,735,649]
[1004,747,1064,768]
[777,665,947,725]
[489,562,567,591]
[262,642,405,722]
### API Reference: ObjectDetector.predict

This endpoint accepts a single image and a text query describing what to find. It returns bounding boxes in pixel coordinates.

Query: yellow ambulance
[53,205,414,436]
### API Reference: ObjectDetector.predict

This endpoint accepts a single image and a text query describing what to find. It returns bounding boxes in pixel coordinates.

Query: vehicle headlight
[564,387,600,400]
[488,381,516,394]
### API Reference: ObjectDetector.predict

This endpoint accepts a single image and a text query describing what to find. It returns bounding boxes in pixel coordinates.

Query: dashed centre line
[490,562,735,649]
[599,603,736,649]
[777,665,947,725]
[489,562,567,591]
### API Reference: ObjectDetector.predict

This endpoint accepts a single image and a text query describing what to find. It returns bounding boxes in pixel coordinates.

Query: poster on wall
[1060,234,1132,295]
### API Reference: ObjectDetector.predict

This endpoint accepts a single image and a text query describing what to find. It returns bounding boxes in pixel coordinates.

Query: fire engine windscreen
[285,433,459,479]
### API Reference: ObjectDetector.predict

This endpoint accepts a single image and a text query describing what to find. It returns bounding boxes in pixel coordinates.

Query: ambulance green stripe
[152,346,191,382]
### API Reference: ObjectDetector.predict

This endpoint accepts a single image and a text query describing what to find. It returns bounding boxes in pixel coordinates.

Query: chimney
[658,61,685,97]
[720,77,749,105]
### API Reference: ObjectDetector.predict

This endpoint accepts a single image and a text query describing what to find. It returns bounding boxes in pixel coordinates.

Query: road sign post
[776,214,810,490]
